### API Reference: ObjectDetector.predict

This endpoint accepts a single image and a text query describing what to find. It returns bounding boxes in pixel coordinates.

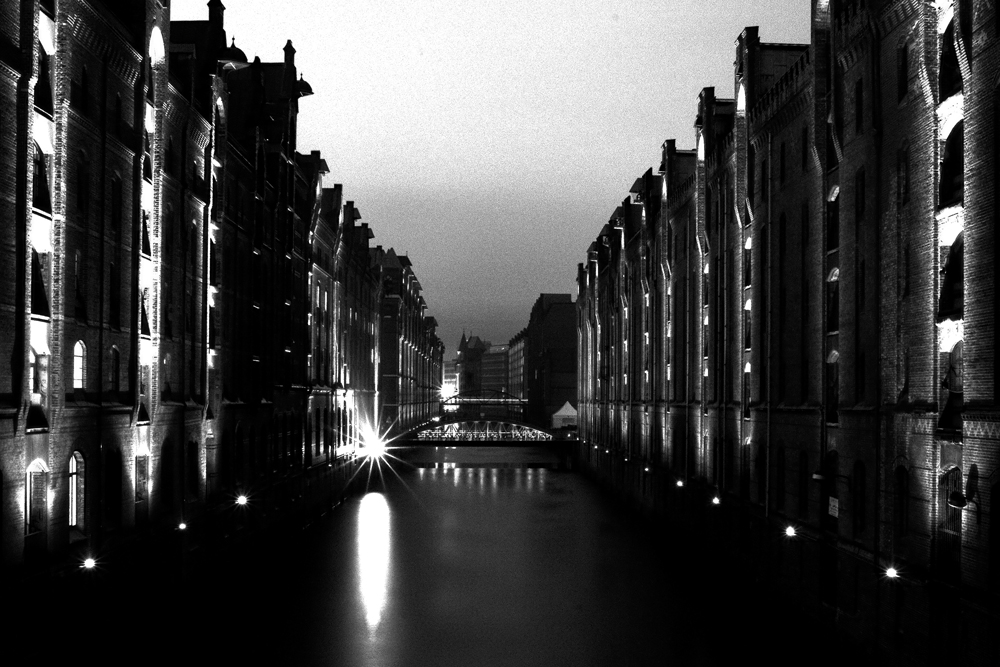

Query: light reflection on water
[357,492,391,630]
[416,466,550,496]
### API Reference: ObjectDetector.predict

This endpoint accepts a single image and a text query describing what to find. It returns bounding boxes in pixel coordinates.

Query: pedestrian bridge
[410,418,554,442]
[400,390,558,442]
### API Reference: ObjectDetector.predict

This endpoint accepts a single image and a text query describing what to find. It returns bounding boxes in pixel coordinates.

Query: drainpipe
[721,183,728,495]
[765,132,772,520]
[868,13,884,655]
[685,220,691,486]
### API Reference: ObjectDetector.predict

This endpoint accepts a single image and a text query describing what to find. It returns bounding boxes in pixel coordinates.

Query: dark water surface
[46,446,766,665]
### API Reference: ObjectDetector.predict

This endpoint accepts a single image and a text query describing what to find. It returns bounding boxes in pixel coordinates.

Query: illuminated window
[26,459,48,534]
[73,340,86,389]
[69,451,85,531]
[135,455,148,503]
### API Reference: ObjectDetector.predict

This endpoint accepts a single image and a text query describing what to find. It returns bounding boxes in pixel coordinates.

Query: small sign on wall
[828,496,839,518]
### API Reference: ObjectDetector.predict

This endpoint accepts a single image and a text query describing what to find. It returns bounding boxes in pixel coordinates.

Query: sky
[172,0,810,356]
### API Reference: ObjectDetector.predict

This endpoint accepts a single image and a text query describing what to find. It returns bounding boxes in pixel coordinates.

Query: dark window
[799,451,809,518]
[894,466,909,538]
[855,168,866,225]
[940,21,962,100]
[938,231,964,321]
[826,192,839,250]
[936,467,963,579]
[761,159,768,201]
[801,125,809,171]
[32,146,51,214]
[108,262,120,327]
[940,121,964,208]
[826,269,840,333]
[852,461,867,538]
[897,145,910,205]
[110,176,122,245]
[855,78,864,135]
[897,43,909,102]
[780,142,786,184]
[776,447,786,511]
[76,155,90,226]
[826,358,839,423]
[744,243,752,287]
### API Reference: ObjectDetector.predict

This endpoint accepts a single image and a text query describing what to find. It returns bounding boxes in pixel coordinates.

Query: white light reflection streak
[357,492,391,630]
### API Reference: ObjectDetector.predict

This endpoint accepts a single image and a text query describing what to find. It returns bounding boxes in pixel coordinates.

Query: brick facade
[577,1,1000,662]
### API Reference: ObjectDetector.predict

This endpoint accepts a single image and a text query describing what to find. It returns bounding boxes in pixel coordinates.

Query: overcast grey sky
[173,0,810,355]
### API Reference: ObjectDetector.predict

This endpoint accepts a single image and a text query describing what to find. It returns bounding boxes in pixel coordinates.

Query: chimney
[208,0,226,39]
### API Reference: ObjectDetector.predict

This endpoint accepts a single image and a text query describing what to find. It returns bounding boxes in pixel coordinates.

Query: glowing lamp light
[361,424,387,459]
[785,526,796,538]
[886,567,899,579]
[82,558,96,570]
[676,480,684,488]
[644,467,650,473]
[178,522,187,530]
[236,495,248,506]
[712,496,721,505]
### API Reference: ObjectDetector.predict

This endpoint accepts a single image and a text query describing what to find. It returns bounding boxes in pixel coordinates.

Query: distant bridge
[401,390,556,442]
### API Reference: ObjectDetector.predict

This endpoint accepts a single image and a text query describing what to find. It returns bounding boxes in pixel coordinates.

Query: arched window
[26,458,49,534]
[939,340,964,431]
[73,340,87,389]
[938,231,964,322]
[32,143,51,213]
[69,451,85,531]
[826,351,840,423]
[940,21,962,101]
[109,347,120,394]
[937,467,963,579]
[940,121,964,208]
[826,268,840,333]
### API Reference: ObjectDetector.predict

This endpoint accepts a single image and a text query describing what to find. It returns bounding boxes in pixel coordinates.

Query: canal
[43,445,799,665]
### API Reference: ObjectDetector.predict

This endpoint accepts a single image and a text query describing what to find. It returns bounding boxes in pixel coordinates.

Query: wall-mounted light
[236,495,248,506]
[947,491,976,510]
[676,480,684,488]
[177,522,187,530]
[785,526,796,538]
[82,557,96,569]
[886,567,899,579]
[712,496,721,505]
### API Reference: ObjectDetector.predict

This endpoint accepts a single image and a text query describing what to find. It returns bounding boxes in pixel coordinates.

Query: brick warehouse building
[0,0,442,573]
[578,1,1000,662]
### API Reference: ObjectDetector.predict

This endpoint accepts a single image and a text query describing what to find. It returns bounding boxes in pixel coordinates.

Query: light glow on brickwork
[937,318,964,353]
